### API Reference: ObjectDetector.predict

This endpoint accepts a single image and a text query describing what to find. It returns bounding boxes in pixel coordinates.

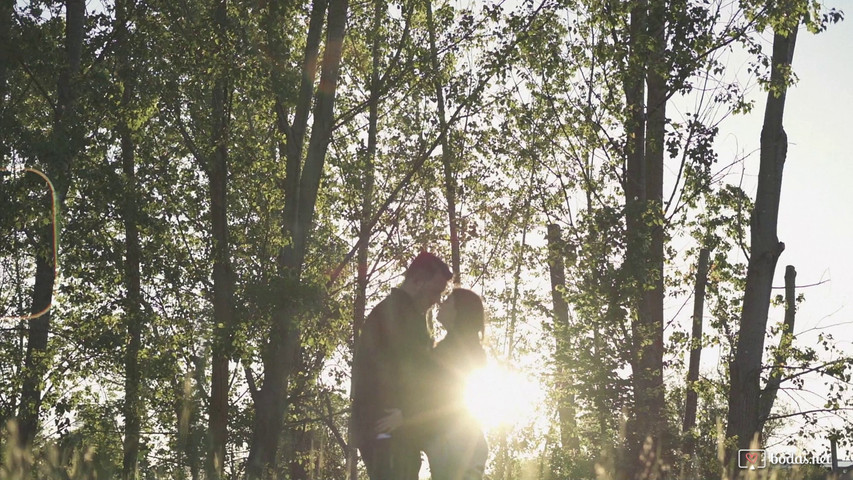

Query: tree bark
[622,0,668,476]
[757,265,796,430]
[682,246,710,458]
[0,0,11,145]
[546,224,580,452]
[637,0,668,469]
[116,2,143,478]
[622,0,646,467]
[120,121,142,480]
[17,0,85,448]
[726,25,798,468]
[206,0,236,477]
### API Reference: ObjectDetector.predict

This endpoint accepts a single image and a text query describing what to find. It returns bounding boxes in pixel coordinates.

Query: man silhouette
[352,251,452,480]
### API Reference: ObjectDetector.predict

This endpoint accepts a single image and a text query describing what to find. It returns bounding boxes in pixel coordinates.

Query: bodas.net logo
[738,449,767,470]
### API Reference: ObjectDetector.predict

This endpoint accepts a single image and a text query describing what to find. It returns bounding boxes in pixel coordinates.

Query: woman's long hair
[448,288,485,340]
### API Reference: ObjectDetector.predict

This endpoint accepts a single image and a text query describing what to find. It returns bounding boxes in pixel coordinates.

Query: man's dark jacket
[351,288,432,447]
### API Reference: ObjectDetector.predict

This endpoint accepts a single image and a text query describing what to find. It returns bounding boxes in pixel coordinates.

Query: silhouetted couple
[352,252,488,480]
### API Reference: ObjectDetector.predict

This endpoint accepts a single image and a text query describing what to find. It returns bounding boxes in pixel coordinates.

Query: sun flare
[463,360,543,431]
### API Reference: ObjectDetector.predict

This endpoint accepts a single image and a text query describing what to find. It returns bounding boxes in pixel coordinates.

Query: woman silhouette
[422,288,489,480]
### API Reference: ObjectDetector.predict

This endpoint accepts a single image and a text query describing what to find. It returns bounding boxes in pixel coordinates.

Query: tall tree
[426,0,461,284]
[246,0,350,476]
[725,19,799,465]
[207,0,237,477]
[114,0,144,478]
[348,0,384,476]
[622,0,668,475]
[682,245,710,459]
[17,0,85,448]
[546,223,580,452]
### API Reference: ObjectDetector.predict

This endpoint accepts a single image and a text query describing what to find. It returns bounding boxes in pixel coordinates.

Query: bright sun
[463,359,544,431]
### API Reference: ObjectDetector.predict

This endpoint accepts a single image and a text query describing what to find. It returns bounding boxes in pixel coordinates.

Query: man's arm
[362,301,404,414]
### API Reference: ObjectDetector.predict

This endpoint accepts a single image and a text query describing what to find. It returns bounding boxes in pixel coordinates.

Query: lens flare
[463,360,542,431]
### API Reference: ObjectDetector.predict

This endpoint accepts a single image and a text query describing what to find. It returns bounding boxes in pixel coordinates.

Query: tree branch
[767,407,853,422]
[771,358,851,384]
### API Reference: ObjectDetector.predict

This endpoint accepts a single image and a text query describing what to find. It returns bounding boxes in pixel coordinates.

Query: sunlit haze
[464,359,545,431]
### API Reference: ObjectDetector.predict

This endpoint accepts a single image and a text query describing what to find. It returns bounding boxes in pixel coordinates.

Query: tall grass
[1,421,108,480]
[0,419,840,480]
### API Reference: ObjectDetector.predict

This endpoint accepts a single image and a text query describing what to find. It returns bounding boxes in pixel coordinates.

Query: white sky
[716,19,853,353]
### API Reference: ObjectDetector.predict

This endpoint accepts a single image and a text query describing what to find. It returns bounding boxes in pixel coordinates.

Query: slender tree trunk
[634,0,667,470]
[546,224,580,452]
[623,1,646,416]
[622,0,658,477]
[191,367,205,480]
[173,0,237,467]
[17,244,53,445]
[757,265,796,430]
[726,25,798,468]
[0,0,11,155]
[208,0,236,477]
[175,375,191,480]
[117,2,143,478]
[293,0,348,265]
[176,371,203,480]
[426,0,460,284]
[121,124,142,480]
[347,0,381,477]
[682,246,710,458]
[247,0,349,476]
[830,435,839,472]
[17,0,85,448]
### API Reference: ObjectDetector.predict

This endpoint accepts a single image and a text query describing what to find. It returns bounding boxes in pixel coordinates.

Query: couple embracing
[352,252,489,480]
